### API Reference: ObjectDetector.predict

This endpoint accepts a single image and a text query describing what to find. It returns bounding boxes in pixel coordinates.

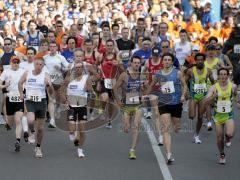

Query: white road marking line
[142,118,173,180]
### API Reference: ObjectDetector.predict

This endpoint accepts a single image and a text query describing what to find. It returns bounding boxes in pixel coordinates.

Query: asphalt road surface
[0,104,240,180]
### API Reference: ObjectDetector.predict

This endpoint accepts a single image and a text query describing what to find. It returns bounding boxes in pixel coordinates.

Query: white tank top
[25,70,46,101]
[67,74,88,107]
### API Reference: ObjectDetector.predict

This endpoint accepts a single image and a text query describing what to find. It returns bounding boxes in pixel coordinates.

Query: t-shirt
[116,39,135,51]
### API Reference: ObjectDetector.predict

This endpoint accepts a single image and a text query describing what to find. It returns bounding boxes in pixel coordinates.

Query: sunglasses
[4,43,11,46]
[215,48,221,50]
[161,46,169,48]
[12,61,20,64]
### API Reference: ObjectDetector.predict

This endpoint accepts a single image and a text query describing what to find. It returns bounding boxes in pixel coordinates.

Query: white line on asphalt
[142,118,173,180]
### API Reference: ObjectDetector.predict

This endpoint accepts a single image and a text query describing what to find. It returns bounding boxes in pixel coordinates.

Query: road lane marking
[142,118,173,180]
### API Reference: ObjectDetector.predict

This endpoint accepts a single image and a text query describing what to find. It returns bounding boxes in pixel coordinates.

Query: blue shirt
[201,11,216,29]
[61,49,74,63]
[133,49,152,66]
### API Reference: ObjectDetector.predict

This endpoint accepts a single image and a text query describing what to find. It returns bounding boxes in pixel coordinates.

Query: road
[0,104,239,180]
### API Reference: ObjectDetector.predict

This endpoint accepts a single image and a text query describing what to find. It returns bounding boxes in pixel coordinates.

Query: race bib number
[217,101,231,113]
[9,93,22,102]
[194,84,207,94]
[122,52,130,59]
[161,81,175,94]
[126,92,140,105]
[234,44,240,54]
[27,91,41,102]
[104,78,116,89]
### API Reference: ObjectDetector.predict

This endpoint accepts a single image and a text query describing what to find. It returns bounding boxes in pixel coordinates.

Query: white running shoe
[219,154,226,164]
[167,153,175,165]
[35,147,43,158]
[77,148,85,158]
[193,135,202,144]
[146,112,152,119]
[48,119,56,128]
[28,133,35,144]
[0,115,5,125]
[158,135,163,146]
[69,133,75,141]
[207,122,212,131]
[226,140,232,147]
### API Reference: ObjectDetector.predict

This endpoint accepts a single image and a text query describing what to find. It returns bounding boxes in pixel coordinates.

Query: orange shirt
[55,31,65,46]
[35,51,49,59]
[15,46,27,55]
[221,26,232,42]
[186,22,206,35]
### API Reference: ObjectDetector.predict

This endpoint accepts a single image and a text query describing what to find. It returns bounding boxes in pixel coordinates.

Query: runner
[18,58,54,158]
[185,53,214,143]
[0,56,25,152]
[153,53,187,164]
[43,41,70,128]
[201,68,238,164]
[60,62,95,158]
[113,56,145,159]
[142,46,163,145]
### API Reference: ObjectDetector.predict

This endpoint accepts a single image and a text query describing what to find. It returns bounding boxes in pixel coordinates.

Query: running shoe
[167,154,175,165]
[23,132,29,142]
[0,115,5,125]
[74,139,79,146]
[28,133,35,144]
[35,147,43,158]
[219,154,226,164]
[5,123,11,131]
[128,150,136,160]
[69,133,75,141]
[77,148,85,158]
[158,135,163,146]
[225,138,232,147]
[106,122,112,129]
[48,119,56,128]
[15,141,20,152]
[146,112,152,119]
[193,135,202,144]
[207,122,212,131]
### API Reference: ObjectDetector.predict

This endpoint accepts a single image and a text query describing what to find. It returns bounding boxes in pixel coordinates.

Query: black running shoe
[23,132,29,142]
[15,141,20,152]
[74,139,79,146]
[5,124,11,131]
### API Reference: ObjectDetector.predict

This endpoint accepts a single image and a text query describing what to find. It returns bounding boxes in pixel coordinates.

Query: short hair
[137,18,145,22]
[106,39,114,44]
[160,40,170,46]
[142,37,151,42]
[66,36,77,45]
[208,36,218,43]
[194,53,206,61]
[27,19,36,27]
[112,23,119,29]
[39,39,49,46]
[84,38,93,44]
[26,47,37,55]
[131,55,141,62]
[217,67,229,76]
[179,29,188,34]
[4,38,13,43]
[161,53,175,62]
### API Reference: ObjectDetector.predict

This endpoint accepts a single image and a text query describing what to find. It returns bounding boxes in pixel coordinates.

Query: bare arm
[18,71,28,100]
[113,72,126,104]
[178,70,188,100]
[223,55,233,70]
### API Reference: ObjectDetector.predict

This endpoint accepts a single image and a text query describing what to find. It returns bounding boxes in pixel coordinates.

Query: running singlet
[0,68,25,102]
[25,70,46,102]
[213,82,233,125]
[190,66,208,101]
[67,74,88,107]
[123,70,141,106]
[27,31,40,51]
[155,68,182,105]
[148,58,162,92]
[101,54,117,89]
[204,58,219,81]
[84,51,96,65]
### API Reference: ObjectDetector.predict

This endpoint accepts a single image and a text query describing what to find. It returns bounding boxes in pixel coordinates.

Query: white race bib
[9,92,22,102]
[194,83,207,94]
[27,91,41,102]
[104,78,116,89]
[161,81,175,94]
[234,44,240,54]
[126,92,140,105]
[122,52,130,59]
[217,101,231,113]
[50,74,62,84]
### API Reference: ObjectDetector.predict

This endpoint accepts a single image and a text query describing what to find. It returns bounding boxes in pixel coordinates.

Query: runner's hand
[181,95,186,103]
[20,93,24,101]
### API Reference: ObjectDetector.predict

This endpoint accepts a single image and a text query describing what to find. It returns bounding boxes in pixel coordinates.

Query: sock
[21,116,28,132]
[130,148,134,152]
[16,138,20,143]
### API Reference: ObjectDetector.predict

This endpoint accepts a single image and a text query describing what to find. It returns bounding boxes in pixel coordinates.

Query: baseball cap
[152,47,160,56]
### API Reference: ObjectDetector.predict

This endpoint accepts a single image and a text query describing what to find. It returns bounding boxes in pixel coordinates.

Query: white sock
[21,116,28,132]
[50,119,55,125]
[130,148,135,152]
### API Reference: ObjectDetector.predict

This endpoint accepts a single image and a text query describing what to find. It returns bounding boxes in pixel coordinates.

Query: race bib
[27,91,41,102]
[50,74,62,84]
[9,93,22,102]
[126,92,140,105]
[234,44,240,54]
[104,78,116,89]
[194,84,207,94]
[161,81,175,94]
[122,52,130,59]
[216,101,231,113]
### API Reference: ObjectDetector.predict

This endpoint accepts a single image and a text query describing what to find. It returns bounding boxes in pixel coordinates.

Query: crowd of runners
[0,0,240,165]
